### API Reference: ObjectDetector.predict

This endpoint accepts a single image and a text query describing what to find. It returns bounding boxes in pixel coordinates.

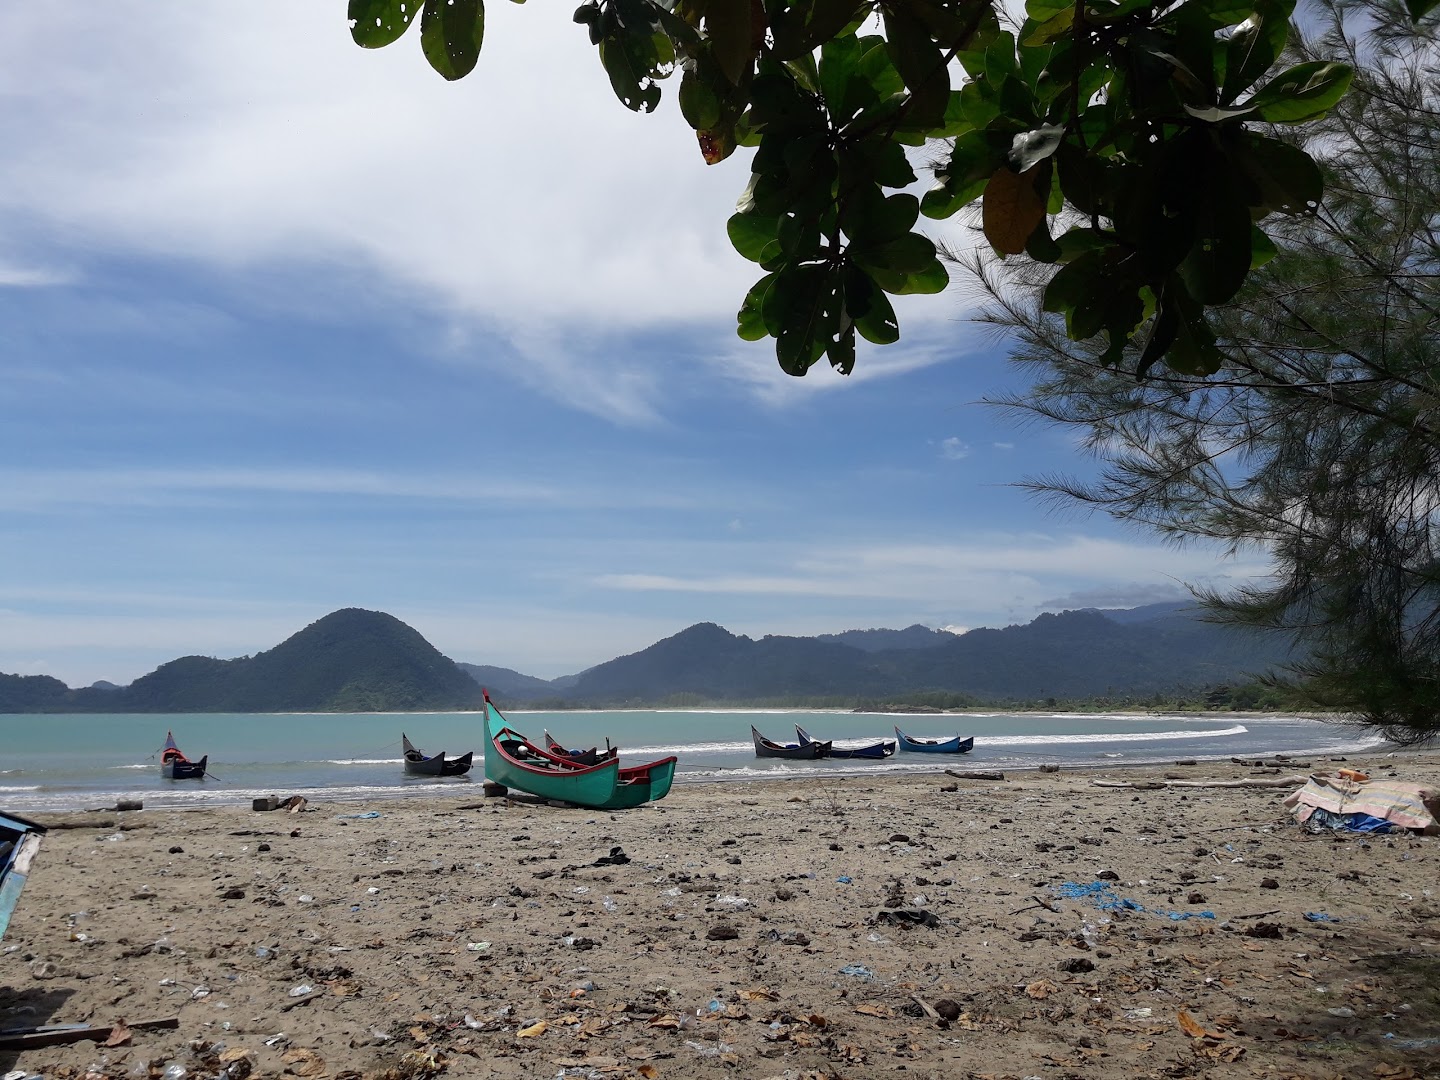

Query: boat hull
[1,809,47,941]
[403,734,474,776]
[543,731,618,768]
[752,725,828,759]
[162,754,208,780]
[894,727,975,754]
[795,726,895,760]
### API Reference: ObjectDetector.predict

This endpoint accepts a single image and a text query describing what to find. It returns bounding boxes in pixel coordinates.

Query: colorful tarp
[1283,775,1440,834]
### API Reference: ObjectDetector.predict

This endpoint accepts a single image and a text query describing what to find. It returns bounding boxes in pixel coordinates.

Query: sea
[0,709,1387,814]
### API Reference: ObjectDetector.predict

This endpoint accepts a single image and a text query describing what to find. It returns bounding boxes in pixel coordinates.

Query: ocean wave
[323,758,403,766]
[982,724,1248,746]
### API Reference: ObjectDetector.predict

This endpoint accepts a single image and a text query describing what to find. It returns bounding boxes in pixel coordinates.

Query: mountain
[2,608,484,713]
[456,663,566,703]
[546,607,1292,705]
[815,624,956,652]
[0,603,1294,712]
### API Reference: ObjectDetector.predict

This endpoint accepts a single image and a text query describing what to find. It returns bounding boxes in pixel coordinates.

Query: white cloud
[939,437,970,460]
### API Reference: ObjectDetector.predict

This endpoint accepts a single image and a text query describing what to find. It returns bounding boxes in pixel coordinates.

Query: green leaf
[1408,0,1440,18]
[679,63,723,129]
[883,8,951,131]
[727,212,783,263]
[1024,0,1072,25]
[737,273,776,341]
[706,0,755,86]
[1178,171,1253,304]
[420,0,485,80]
[827,323,857,374]
[845,267,900,344]
[1249,225,1277,269]
[852,230,937,276]
[349,0,418,47]
[1232,133,1323,215]
[599,38,663,112]
[1246,61,1353,123]
[806,0,867,46]
[889,256,949,295]
[840,190,919,245]
[773,265,841,376]
[1220,0,1294,103]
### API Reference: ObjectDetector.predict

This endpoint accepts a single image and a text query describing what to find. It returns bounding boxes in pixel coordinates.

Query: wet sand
[3,752,1438,1080]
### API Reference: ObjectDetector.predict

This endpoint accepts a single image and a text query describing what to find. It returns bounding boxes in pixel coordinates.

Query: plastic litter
[685,1039,734,1057]
[340,811,382,820]
[1303,912,1340,923]
[288,983,314,997]
[466,941,491,952]
[836,875,852,884]
[839,963,875,979]
[1056,880,1215,921]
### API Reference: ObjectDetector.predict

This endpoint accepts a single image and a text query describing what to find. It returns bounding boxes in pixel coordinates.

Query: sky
[0,5,1272,688]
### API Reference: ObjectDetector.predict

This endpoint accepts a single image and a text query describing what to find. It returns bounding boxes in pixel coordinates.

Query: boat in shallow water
[894,727,975,755]
[751,725,829,759]
[161,731,208,780]
[795,724,895,760]
[402,733,474,777]
[484,693,676,809]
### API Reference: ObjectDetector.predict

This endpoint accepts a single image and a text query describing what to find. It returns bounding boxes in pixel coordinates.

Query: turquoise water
[0,709,1383,812]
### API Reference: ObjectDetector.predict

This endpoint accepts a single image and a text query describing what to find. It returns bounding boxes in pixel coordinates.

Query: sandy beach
[3,753,1438,1080]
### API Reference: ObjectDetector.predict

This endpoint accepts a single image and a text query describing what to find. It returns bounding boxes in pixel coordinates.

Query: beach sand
[3,753,1439,1080]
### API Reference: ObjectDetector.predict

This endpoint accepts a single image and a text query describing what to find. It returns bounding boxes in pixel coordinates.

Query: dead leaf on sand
[636,1066,659,1079]
[517,1020,547,1038]
[1024,978,1059,999]
[281,1048,327,1077]
[1373,1067,1420,1079]
[740,987,779,1001]
[854,1003,892,1017]
[1177,1009,1224,1039]
[103,1021,132,1047]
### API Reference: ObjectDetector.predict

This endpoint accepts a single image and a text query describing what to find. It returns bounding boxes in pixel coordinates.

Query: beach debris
[592,845,630,866]
[875,908,939,928]
[838,964,874,979]
[280,1047,326,1076]
[1056,880,1215,921]
[944,769,1005,781]
[1303,912,1340,923]
[706,924,739,940]
[0,1017,178,1050]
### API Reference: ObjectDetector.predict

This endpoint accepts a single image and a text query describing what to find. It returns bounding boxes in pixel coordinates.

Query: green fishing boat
[482,694,677,810]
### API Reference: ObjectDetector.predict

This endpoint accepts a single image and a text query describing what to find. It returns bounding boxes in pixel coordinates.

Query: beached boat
[795,725,895,760]
[402,734,474,777]
[484,693,676,809]
[0,809,47,941]
[161,732,208,779]
[752,725,829,759]
[894,727,975,755]
[543,731,618,768]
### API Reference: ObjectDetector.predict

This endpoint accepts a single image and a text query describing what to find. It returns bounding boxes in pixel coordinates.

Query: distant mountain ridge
[1,609,483,713]
[0,603,1291,712]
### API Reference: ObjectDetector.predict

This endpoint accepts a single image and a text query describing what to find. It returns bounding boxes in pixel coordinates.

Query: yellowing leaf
[982,165,1047,255]
[517,1020,548,1038]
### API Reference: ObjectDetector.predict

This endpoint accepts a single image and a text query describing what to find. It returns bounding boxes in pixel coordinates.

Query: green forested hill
[10,608,484,713]
[1,604,1293,712]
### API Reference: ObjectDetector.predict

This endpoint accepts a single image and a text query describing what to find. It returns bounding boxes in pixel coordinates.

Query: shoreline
[3,750,1437,1079]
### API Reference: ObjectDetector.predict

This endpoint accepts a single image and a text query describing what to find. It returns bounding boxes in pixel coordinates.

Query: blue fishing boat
[894,727,975,754]
[794,725,895,760]
[1,809,47,941]
[752,725,828,759]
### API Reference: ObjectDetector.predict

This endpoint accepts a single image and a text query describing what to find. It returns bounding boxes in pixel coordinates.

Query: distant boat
[752,725,829,759]
[543,730,618,768]
[484,692,676,809]
[795,724,895,760]
[1,809,47,941]
[894,727,975,755]
[402,733,474,777]
[160,731,208,780]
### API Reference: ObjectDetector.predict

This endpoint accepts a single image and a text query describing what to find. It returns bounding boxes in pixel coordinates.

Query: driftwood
[945,769,1005,781]
[0,1017,178,1049]
[1093,775,1307,790]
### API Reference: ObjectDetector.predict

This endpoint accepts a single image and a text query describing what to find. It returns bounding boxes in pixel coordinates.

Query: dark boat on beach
[752,725,829,759]
[402,734,474,777]
[894,727,975,755]
[543,730,618,768]
[795,724,895,760]
[161,731,208,780]
[485,692,677,809]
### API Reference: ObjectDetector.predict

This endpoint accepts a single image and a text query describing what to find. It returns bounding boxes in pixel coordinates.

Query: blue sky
[0,5,1269,687]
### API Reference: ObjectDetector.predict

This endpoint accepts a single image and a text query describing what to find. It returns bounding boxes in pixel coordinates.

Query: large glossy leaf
[706,0,755,86]
[983,164,1048,255]
[1408,0,1440,17]
[883,8,951,131]
[852,231,938,276]
[1220,0,1294,103]
[421,0,485,81]
[1246,61,1353,123]
[349,0,418,47]
[737,273,777,340]
[727,212,783,263]
[773,265,842,376]
[845,267,900,344]
[841,190,920,244]
[1178,173,1253,303]
[1232,133,1324,214]
[599,38,664,112]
